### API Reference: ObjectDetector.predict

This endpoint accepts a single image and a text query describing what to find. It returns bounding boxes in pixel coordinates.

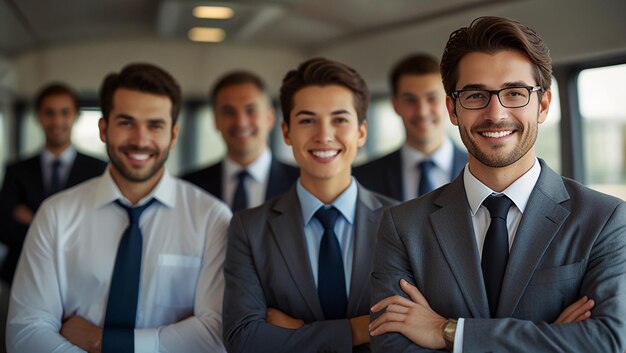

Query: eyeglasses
[451,86,543,110]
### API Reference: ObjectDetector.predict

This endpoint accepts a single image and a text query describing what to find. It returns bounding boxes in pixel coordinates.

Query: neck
[45,142,71,157]
[468,151,536,192]
[228,147,265,168]
[109,167,164,205]
[406,135,444,157]
[300,173,351,204]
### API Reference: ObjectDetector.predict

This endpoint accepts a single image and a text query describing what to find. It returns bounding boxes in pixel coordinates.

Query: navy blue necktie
[102,198,156,353]
[232,170,249,212]
[315,206,347,320]
[481,195,512,317]
[417,160,435,196]
[48,159,62,196]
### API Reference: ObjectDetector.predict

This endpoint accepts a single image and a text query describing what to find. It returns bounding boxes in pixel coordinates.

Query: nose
[129,124,149,147]
[483,93,509,121]
[234,111,248,128]
[314,119,333,143]
[415,100,429,118]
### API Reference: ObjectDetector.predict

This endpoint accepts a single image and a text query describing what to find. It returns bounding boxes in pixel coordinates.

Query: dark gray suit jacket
[370,160,626,352]
[353,143,467,202]
[223,184,396,353]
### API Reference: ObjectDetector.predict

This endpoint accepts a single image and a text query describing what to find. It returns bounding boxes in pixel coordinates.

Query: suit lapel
[498,163,570,316]
[27,155,46,203]
[269,189,325,320]
[347,185,381,316]
[431,176,490,318]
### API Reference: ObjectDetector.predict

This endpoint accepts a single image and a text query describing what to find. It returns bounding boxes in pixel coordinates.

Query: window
[535,78,561,174]
[578,63,626,199]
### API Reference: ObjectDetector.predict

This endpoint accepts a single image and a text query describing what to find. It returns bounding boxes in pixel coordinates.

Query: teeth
[312,150,339,158]
[235,129,253,137]
[129,153,150,161]
[482,131,513,138]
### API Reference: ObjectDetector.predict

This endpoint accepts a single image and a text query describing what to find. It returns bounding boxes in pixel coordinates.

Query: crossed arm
[369,279,594,350]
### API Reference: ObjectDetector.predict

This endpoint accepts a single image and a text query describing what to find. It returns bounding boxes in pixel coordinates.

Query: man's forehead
[456,50,536,87]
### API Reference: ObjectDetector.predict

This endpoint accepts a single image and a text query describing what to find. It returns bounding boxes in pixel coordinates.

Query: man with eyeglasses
[369,16,626,352]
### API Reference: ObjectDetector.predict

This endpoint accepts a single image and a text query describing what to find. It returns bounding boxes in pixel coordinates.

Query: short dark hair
[210,70,269,107]
[100,63,182,124]
[35,83,79,112]
[390,53,440,96]
[279,57,369,127]
[441,16,552,97]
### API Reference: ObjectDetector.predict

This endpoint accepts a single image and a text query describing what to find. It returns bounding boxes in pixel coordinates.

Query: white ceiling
[0,0,517,57]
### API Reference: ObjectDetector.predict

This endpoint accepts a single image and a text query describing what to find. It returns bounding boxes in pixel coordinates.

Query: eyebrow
[460,81,531,90]
[114,114,167,124]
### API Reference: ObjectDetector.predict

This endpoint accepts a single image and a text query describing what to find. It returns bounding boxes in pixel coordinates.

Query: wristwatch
[442,318,458,352]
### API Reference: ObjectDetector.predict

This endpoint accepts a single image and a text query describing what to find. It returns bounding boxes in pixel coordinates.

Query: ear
[357,120,368,148]
[446,96,458,126]
[537,89,552,124]
[170,123,180,148]
[280,121,291,146]
[98,118,108,143]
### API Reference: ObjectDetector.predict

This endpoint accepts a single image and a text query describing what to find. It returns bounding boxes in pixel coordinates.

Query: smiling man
[369,16,626,353]
[7,63,230,353]
[353,54,466,201]
[222,58,396,353]
[183,71,298,212]
[0,83,106,284]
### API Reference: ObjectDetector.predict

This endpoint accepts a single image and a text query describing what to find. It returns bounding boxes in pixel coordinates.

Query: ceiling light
[193,6,234,19]
[188,27,226,42]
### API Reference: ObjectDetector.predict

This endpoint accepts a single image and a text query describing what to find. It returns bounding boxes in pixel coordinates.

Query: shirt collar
[296,177,358,226]
[41,146,77,166]
[93,168,176,209]
[464,158,542,215]
[224,148,272,183]
[401,137,454,174]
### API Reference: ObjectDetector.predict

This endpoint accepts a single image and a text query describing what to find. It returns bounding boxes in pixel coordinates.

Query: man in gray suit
[369,16,626,352]
[223,58,395,352]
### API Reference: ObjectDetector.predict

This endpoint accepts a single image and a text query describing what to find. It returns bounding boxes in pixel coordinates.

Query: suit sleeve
[0,164,29,248]
[370,209,442,353]
[461,201,626,353]
[222,213,354,353]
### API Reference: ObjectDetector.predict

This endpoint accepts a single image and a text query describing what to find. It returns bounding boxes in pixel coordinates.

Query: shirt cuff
[453,318,464,353]
[135,328,159,353]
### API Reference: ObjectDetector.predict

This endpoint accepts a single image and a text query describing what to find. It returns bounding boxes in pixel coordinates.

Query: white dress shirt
[7,169,231,353]
[41,146,77,192]
[400,138,455,201]
[223,148,271,209]
[454,158,542,352]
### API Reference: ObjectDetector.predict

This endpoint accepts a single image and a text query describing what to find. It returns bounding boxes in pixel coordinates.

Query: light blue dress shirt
[296,178,357,296]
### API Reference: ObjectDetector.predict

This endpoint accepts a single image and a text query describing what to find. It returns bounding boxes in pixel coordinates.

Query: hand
[370,279,447,350]
[266,308,304,329]
[349,315,370,346]
[554,296,595,324]
[12,204,34,225]
[60,316,103,353]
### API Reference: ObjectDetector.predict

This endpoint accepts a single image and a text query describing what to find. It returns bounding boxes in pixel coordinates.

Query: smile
[481,131,513,138]
[311,150,339,158]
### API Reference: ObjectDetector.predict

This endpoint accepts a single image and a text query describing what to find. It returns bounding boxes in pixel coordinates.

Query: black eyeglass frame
[451,85,544,110]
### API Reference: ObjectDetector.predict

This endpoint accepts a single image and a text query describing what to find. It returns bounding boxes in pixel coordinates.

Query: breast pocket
[529,260,585,286]
[156,254,201,309]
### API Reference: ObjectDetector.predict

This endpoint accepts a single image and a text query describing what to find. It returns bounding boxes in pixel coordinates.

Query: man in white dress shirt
[7,63,231,353]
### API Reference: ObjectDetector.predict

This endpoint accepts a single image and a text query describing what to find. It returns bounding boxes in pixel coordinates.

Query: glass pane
[578,64,626,200]
[194,105,226,168]
[73,109,107,159]
[534,77,561,174]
